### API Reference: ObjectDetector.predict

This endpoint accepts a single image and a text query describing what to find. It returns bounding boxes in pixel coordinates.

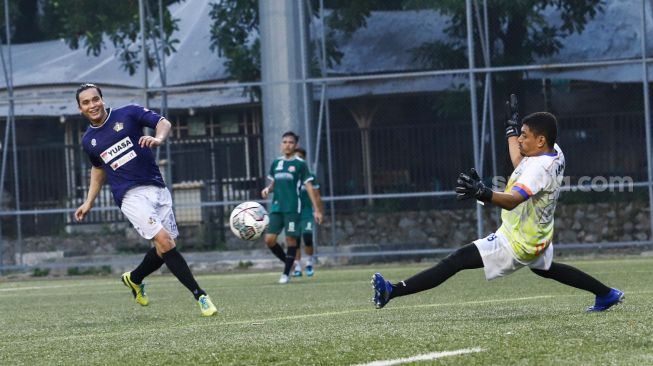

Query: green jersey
[300,174,319,217]
[498,144,565,261]
[267,156,313,213]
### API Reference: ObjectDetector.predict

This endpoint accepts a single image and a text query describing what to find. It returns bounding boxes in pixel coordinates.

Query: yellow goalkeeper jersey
[498,144,565,261]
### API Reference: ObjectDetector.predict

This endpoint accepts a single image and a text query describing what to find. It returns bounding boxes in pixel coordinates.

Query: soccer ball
[229,201,269,240]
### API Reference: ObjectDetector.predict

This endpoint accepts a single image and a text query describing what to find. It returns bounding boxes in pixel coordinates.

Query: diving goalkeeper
[371,95,624,313]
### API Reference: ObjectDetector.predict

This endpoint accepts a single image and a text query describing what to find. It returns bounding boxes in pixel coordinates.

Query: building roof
[0,0,651,116]
[1,0,228,88]
[526,0,653,82]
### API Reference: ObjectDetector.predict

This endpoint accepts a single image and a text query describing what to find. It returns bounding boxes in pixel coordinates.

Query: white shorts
[473,232,553,280]
[120,186,179,240]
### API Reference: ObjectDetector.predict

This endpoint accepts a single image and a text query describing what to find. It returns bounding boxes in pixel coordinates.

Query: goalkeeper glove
[505,94,521,138]
[455,168,493,202]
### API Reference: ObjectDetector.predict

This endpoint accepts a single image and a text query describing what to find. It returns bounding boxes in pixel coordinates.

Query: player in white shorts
[73,83,217,316]
[372,97,624,313]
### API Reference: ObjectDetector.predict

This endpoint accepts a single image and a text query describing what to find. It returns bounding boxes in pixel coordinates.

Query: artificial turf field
[1,257,652,365]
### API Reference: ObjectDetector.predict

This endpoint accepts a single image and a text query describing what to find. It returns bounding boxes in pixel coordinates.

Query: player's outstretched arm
[505,94,523,168]
[75,166,106,221]
[305,182,324,225]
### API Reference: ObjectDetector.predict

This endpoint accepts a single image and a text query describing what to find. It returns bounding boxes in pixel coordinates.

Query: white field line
[352,347,484,366]
[0,284,92,292]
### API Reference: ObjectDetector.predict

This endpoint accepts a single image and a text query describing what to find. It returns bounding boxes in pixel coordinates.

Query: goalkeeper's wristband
[475,186,493,203]
[505,125,519,138]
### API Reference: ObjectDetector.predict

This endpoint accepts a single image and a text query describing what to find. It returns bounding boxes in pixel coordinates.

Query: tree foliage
[208,0,260,84]
[1,0,605,81]
[47,0,181,75]
[1,0,182,75]
[407,0,605,69]
[207,0,403,85]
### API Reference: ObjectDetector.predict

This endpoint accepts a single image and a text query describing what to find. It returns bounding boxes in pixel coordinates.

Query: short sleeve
[88,154,103,167]
[310,174,320,189]
[512,161,550,200]
[130,104,164,129]
[268,160,276,181]
[300,162,313,184]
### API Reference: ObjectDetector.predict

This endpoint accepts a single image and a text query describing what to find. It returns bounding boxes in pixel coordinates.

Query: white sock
[294,261,302,272]
[306,256,313,266]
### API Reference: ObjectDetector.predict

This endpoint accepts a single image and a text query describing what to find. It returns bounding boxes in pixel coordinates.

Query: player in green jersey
[372,97,623,312]
[291,147,323,278]
[262,132,324,284]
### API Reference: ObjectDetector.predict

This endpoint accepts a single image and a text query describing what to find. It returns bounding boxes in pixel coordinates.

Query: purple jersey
[81,104,166,207]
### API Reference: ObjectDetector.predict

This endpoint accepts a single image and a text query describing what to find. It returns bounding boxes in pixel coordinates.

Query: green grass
[1,257,652,365]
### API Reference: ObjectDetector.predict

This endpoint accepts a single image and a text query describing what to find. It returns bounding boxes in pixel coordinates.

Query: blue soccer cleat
[306,265,314,277]
[292,270,303,278]
[586,288,624,312]
[371,272,393,309]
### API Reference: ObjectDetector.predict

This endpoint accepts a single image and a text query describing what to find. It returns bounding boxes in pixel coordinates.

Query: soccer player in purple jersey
[73,83,217,316]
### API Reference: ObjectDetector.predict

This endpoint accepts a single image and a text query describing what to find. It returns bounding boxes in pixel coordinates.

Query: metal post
[3,0,22,268]
[313,85,326,171]
[640,0,653,239]
[158,0,172,188]
[319,0,337,253]
[0,0,12,273]
[158,0,167,117]
[466,0,484,236]
[144,0,172,187]
[474,0,489,176]
[9,75,20,268]
[297,0,314,169]
[307,0,323,172]
[0,114,9,273]
[480,0,499,225]
[138,0,149,108]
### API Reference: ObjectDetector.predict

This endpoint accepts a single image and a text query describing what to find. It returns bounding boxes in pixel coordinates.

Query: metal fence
[1,0,652,272]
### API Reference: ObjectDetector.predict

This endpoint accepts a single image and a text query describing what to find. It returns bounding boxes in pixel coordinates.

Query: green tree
[1,0,605,82]
[0,0,21,43]
[409,0,605,69]
[405,0,604,119]
[208,0,604,88]
[1,0,182,75]
[208,0,260,88]
[45,0,182,75]
[208,0,404,86]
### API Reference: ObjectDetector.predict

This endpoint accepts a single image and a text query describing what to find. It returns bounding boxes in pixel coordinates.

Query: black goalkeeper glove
[455,168,493,202]
[505,94,521,138]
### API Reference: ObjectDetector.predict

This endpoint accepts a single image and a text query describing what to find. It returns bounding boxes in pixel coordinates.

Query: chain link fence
[1,0,652,273]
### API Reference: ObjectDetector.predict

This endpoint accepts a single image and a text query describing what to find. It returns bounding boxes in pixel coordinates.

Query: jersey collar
[89,108,112,129]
